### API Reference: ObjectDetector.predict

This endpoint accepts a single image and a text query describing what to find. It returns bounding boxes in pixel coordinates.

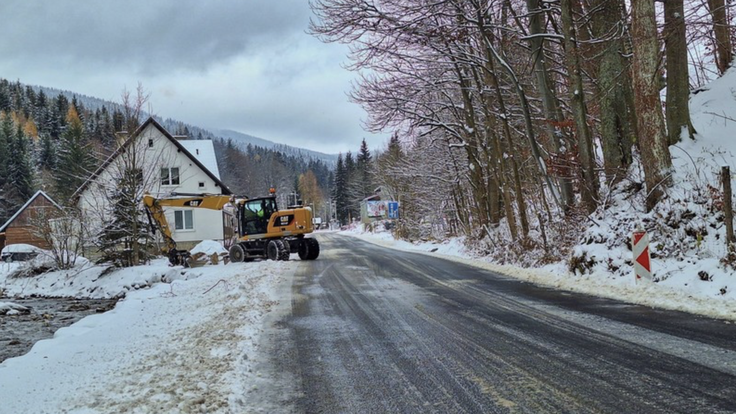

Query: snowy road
[271,233,736,413]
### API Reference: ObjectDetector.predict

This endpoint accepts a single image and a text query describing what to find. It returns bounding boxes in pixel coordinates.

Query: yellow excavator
[142,190,320,266]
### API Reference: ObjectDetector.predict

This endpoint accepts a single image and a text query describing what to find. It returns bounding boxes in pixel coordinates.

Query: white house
[73,117,232,250]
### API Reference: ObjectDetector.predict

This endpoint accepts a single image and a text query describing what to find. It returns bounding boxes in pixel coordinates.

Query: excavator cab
[241,197,277,236]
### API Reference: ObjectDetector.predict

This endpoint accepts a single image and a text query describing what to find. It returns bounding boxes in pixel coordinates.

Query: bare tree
[30,207,85,270]
[664,0,696,144]
[588,0,635,184]
[631,0,673,210]
[705,0,733,75]
[310,0,569,240]
[561,0,598,213]
[523,0,575,210]
[78,85,178,266]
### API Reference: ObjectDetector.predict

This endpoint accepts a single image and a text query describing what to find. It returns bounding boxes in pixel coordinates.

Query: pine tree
[333,153,348,224]
[96,167,154,267]
[386,134,403,162]
[354,139,375,201]
[39,132,57,170]
[95,85,152,267]
[0,114,35,222]
[55,106,95,204]
[0,114,10,223]
[51,94,70,139]
[0,80,10,113]
[0,114,9,186]
[7,122,35,202]
[344,151,358,221]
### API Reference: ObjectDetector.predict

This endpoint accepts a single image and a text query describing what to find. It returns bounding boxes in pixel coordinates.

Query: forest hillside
[0,79,335,225]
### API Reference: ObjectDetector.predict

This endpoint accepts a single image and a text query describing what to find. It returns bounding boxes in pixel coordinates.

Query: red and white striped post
[632,228,652,282]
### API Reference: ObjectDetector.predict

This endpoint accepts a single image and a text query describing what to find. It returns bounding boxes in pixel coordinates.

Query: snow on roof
[178,140,221,180]
[0,190,62,233]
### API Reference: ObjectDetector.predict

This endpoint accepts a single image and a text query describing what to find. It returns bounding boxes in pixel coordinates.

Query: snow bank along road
[0,261,295,414]
[268,233,736,413]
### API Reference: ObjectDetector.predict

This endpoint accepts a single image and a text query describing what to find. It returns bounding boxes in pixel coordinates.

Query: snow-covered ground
[0,245,297,413]
[0,241,230,299]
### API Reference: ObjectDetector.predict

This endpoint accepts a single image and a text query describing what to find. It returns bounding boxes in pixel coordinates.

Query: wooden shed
[0,191,62,251]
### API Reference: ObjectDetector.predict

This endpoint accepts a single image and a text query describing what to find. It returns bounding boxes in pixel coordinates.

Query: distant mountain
[27,84,338,166]
[215,129,338,166]
[32,85,123,113]
[215,129,279,149]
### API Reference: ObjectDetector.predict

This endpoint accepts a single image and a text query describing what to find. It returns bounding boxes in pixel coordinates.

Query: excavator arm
[142,193,234,265]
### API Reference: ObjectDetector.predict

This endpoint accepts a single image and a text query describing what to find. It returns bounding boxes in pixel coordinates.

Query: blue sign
[388,202,399,219]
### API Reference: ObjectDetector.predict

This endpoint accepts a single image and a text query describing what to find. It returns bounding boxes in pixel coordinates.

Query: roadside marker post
[632,229,652,282]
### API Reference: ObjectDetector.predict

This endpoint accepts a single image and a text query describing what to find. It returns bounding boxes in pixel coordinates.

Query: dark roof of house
[361,194,381,202]
[0,190,62,232]
[71,117,232,201]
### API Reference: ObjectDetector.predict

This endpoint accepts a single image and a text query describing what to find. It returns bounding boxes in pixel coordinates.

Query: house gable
[0,191,62,233]
[0,191,62,250]
[72,117,231,201]
[73,118,231,247]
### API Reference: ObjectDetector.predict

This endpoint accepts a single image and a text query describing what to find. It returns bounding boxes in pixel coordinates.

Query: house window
[198,181,205,189]
[148,138,154,148]
[161,167,180,186]
[174,210,194,230]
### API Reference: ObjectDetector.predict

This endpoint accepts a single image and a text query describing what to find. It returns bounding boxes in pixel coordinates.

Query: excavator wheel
[306,238,320,260]
[298,238,320,260]
[229,244,246,263]
[266,240,280,261]
[279,240,291,261]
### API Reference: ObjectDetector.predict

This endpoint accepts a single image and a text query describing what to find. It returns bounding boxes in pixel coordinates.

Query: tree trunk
[525,0,575,211]
[467,63,503,226]
[475,10,530,236]
[589,0,634,183]
[449,54,493,230]
[631,0,674,211]
[664,0,695,144]
[484,41,563,209]
[475,50,519,239]
[561,0,598,213]
[489,67,530,237]
[707,0,733,75]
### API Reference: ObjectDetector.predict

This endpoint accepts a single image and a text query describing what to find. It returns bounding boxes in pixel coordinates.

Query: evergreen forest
[0,78,335,227]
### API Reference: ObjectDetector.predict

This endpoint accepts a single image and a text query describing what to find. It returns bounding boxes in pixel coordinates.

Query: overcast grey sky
[0,0,385,155]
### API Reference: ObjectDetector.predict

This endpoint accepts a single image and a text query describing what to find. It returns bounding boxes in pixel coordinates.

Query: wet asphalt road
[271,233,736,413]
